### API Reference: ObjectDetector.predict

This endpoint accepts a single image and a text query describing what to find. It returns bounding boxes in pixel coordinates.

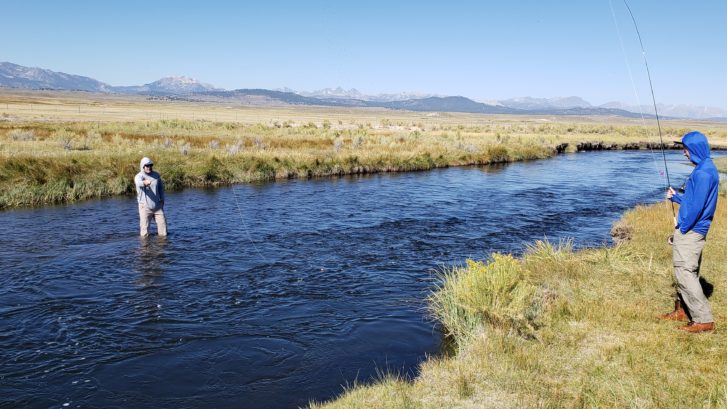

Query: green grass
[313,194,727,408]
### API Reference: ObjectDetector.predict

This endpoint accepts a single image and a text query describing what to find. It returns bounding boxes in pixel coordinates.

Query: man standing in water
[135,157,167,237]
[659,131,719,333]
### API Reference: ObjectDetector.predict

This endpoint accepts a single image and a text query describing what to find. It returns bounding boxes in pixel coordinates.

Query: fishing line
[230,182,335,278]
[611,0,677,222]
[608,0,665,188]
[230,182,270,264]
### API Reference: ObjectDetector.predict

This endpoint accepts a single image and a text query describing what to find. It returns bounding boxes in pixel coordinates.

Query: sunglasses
[144,164,153,167]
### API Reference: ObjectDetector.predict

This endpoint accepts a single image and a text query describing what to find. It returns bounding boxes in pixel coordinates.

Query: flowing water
[0,151,711,408]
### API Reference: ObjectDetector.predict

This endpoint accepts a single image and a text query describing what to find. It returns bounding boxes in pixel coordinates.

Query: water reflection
[135,236,168,287]
[477,162,508,174]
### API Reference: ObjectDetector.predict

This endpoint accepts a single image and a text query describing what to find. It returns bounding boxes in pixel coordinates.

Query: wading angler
[135,157,168,237]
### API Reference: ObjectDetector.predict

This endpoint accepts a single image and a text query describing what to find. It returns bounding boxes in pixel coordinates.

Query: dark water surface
[0,151,707,408]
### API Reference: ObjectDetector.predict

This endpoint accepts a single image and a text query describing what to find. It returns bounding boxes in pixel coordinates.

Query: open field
[314,193,727,408]
[3,89,727,208]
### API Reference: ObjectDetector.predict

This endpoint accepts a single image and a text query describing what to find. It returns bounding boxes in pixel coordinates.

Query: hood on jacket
[681,131,710,165]
[139,157,154,172]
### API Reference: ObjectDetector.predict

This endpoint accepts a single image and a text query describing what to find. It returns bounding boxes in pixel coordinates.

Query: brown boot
[657,300,688,321]
[678,322,715,333]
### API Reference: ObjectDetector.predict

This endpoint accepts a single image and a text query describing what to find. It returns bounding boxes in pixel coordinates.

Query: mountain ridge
[1,61,724,119]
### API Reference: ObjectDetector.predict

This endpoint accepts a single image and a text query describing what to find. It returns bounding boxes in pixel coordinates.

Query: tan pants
[673,229,712,323]
[139,204,167,237]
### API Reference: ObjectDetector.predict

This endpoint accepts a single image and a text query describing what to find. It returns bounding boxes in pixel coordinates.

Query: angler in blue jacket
[660,131,720,333]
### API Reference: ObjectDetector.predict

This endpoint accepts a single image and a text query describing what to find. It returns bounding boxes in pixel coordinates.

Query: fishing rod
[619,0,677,224]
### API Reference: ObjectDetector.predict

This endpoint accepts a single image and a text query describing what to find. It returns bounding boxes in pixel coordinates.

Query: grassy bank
[0,119,554,208]
[3,91,727,208]
[314,196,727,407]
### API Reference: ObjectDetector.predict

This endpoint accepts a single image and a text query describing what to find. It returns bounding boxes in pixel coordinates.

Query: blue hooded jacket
[669,131,720,236]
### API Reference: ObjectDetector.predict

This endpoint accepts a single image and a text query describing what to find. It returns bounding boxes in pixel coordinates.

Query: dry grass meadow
[2,89,727,208]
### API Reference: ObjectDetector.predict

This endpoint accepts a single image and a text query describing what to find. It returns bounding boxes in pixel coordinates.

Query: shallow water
[0,151,708,408]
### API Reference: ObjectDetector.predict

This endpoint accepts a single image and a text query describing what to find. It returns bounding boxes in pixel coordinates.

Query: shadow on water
[1,150,723,408]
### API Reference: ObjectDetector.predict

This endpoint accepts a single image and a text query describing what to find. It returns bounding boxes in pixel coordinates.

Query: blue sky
[2,1,726,108]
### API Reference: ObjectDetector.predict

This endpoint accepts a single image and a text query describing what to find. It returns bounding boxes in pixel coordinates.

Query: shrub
[486,145,510,163]
[9,129,35,141]
[202,156,233,184]
[52,129,77,150]
[430,254,541,343]
[163,161,187,191]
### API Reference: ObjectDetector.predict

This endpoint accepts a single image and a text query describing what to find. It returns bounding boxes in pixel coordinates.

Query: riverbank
[0,123,554,208]
[313,194,727,408]
[3,91,727,208]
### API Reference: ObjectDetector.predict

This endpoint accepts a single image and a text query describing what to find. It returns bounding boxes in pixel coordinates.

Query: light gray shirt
[135,171,165,210]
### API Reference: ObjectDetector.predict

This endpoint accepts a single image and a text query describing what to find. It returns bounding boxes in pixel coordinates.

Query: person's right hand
[666,187,675,199]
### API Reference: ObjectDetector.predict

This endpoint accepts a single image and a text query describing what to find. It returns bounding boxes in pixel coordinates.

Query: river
[0,150,711,408]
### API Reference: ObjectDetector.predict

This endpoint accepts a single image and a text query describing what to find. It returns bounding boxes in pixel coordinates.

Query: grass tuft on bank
[313,195,727,408]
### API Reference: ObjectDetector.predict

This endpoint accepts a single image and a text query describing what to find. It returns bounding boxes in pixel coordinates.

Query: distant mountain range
[293,86,439,102]
[2,61,725,120]
[599,101,727,121]
[0,62,219,95]
[0,61,114,93]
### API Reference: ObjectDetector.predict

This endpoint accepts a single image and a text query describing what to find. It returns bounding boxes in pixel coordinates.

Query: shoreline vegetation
[2,90,727,209]
[314,196,727,408]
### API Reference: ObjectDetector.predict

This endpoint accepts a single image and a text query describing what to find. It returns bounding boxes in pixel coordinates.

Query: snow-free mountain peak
[0,61,112,92]
[500,96,592,110]
[147,76,218,93]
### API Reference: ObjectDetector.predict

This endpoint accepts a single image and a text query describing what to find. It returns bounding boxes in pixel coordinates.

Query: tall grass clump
[430,254,541,343]
[9,129,35,141]
[522,239,579,279]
